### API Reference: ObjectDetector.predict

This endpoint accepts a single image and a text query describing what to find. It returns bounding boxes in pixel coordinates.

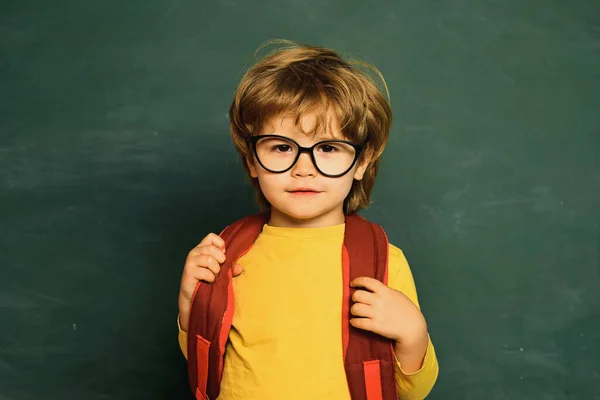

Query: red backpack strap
[343,214,398,400]
[187,212,268,400]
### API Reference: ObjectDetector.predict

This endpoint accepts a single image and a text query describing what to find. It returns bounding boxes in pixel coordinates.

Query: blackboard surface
[1,0,599,399]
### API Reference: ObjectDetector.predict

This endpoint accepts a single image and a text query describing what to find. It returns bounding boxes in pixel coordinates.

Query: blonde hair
[229,40,392,214]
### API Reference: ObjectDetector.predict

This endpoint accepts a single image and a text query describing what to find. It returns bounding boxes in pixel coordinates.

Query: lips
[287,188,321,195]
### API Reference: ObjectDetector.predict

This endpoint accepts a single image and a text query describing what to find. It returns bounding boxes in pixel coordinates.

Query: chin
[280,207,323,221]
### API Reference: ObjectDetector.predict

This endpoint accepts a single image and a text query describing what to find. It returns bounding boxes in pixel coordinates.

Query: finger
[189,245,226,264]
[350,276,384,293]
[350,303,372,318]
[349,318,374,332]
[197,233,226,252]
[189,255,221,276]
[232,263,243,277]
[187,267,217,284]
[351,289,375,305]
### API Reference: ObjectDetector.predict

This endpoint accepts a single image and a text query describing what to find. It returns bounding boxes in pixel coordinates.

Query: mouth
[287,188,322,196]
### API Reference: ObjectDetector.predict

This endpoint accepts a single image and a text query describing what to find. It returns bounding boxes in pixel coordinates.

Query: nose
[291,152,317,177]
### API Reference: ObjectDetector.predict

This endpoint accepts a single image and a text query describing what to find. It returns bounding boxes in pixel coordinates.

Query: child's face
[247,111,369,228]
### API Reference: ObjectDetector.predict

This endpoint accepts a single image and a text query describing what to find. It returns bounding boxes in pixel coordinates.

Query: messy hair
[229,40,392,214]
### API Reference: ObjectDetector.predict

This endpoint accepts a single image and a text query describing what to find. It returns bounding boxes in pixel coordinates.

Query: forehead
[260,111,345,141]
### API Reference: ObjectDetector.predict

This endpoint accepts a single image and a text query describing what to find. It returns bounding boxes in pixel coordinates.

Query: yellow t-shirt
[179,223,438,399]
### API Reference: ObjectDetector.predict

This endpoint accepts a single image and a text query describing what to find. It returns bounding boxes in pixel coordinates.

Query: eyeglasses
[247,134,363,178]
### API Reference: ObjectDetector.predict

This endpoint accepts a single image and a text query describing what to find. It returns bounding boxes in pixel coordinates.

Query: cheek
[328,175,355,197]
[255,171,285,196]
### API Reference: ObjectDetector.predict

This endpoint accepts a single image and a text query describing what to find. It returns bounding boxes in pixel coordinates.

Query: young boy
[177,41,438,399]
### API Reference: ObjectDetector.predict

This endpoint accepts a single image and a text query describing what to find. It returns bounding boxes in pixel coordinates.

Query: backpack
[187,213,398,400]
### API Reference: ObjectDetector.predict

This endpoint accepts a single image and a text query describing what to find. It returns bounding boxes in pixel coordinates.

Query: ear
[246,156,258,178]
[353,151,372,181]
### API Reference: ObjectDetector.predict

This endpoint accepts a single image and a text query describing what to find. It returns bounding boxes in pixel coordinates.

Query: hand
[349,277,427,346]
[178,233,243,332]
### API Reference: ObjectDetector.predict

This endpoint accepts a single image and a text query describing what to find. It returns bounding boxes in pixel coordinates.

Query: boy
[177,41,439,399]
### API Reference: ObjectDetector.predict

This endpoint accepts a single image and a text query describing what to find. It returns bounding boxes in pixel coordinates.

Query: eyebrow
[266,133,346,142]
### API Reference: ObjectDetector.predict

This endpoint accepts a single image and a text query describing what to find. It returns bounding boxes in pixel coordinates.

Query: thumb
[232,263,243,277]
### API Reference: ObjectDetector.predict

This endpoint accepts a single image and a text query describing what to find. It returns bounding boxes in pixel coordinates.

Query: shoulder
[386,243,416,295]
[387,243,409,273]
[388,243,406,263]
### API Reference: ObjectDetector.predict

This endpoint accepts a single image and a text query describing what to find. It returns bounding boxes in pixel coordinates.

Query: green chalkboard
[1,0,599,399]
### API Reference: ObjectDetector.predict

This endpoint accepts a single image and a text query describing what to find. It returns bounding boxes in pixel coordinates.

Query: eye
[317,144,339,153]
[272,144,292,153]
